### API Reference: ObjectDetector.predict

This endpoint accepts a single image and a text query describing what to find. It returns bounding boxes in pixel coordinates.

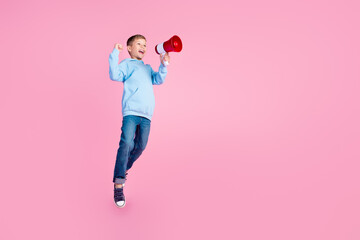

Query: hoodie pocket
[126,87,139,110]
[130,87,139,98]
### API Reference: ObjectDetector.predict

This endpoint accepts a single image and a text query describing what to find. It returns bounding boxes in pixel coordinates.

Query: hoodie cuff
[112,48,120,55]
[160,62,168,70]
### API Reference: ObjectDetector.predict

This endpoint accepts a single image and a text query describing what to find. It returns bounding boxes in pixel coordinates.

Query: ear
[127,45,131,52]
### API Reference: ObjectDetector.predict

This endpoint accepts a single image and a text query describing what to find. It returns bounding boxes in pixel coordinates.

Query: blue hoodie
[109,48,167,120]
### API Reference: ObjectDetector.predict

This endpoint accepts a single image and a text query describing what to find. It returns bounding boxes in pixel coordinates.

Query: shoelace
[114,188,125,201]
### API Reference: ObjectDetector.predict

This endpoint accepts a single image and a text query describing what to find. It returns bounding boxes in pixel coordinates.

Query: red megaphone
[155,35,183,54]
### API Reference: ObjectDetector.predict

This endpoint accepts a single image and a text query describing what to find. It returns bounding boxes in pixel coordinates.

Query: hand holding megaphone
[160,52,170,66]
[155,35,182,67]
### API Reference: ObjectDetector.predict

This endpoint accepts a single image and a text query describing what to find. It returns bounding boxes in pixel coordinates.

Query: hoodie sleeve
[109,48,127,82]
[151,62,167,85]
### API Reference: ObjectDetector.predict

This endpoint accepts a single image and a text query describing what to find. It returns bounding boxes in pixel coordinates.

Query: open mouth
[139,50,144,54]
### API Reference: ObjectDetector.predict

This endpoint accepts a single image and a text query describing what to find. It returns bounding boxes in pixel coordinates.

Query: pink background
[1,0,359,239]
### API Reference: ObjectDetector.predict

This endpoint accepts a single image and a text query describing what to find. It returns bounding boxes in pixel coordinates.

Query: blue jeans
[113,115,151,184]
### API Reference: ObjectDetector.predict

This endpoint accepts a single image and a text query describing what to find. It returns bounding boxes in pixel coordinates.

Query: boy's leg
[126,125,140,171]
[113,116,139,184]
[127,117,151,170]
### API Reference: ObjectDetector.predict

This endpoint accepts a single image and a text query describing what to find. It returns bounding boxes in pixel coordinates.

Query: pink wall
[1,0,359,239]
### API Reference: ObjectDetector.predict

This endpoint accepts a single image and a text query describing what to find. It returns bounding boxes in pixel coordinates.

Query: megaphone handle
[161,53,169,66]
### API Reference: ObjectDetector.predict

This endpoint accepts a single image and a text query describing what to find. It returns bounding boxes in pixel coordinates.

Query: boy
[109,34,170,208]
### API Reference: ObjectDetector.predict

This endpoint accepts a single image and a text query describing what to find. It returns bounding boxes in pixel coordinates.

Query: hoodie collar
[128,58,144,64]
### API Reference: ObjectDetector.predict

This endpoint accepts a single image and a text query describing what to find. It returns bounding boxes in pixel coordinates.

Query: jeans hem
[114,178,126,184]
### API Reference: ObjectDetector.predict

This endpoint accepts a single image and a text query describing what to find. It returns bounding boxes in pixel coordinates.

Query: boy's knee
[133,143,146,154]
[138,143,147,152]
[120,139,134,150]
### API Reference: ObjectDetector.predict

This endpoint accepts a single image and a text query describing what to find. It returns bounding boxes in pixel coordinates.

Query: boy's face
[127,38,147,60]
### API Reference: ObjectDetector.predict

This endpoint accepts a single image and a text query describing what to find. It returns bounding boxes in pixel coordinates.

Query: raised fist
[114,43,123,52]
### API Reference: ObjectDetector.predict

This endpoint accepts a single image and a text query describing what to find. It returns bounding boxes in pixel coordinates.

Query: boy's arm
[109,47,127,82]
[152,53,170,85]
[151,63,167,85]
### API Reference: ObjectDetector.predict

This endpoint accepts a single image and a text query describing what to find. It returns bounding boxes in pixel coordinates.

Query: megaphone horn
[155,35,183,55]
